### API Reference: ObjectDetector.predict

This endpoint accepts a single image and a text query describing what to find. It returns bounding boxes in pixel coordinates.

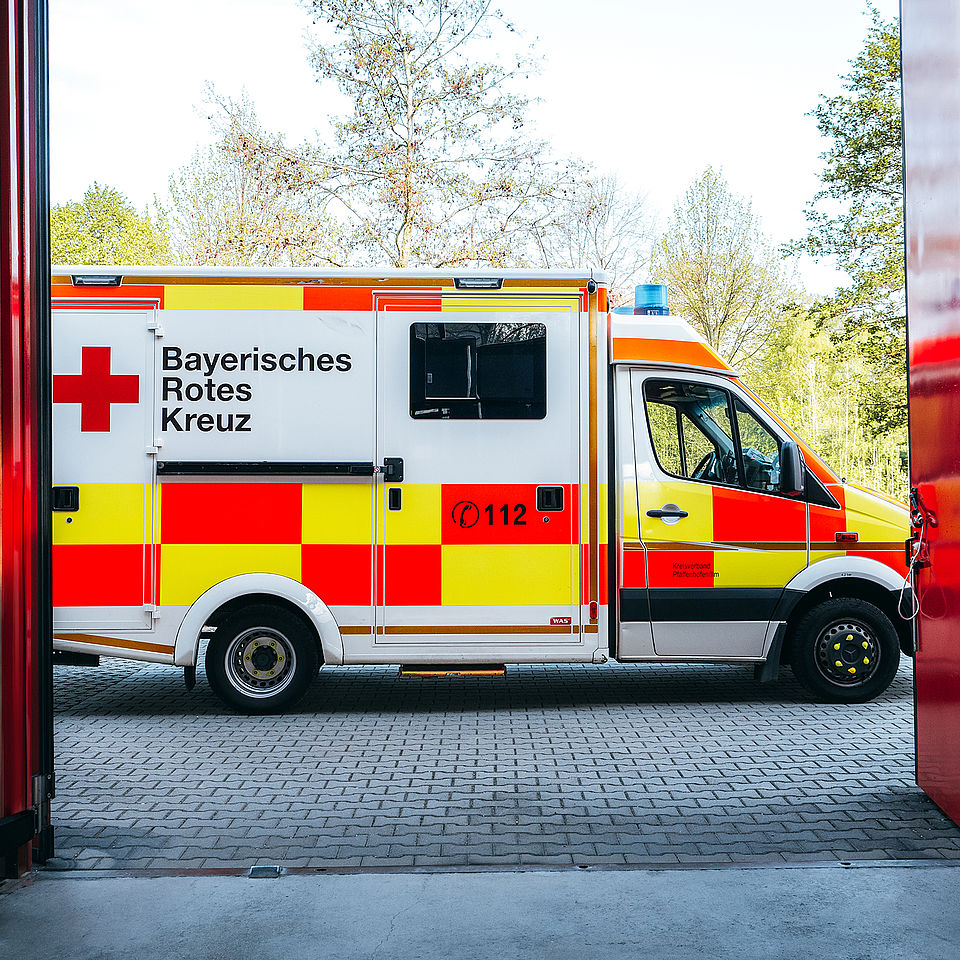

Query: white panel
[157,310,375,462]
[617,621,655,659]
[377,310,579,484]
[652,621,767,658]
[52,308,155,484]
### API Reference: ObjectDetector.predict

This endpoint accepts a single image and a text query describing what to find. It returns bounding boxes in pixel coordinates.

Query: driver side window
[643,379,741,486]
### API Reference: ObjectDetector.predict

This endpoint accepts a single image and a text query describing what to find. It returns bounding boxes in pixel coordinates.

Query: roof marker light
[72,274,123,287]
[454,277,503,290]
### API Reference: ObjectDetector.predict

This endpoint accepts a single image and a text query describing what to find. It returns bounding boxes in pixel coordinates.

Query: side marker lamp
[72,274,123,287]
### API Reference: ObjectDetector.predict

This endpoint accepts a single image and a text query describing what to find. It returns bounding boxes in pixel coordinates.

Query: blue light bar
[634,284,669,315]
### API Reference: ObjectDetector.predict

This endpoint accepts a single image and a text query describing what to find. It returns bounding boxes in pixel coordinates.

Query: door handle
[388,488,402,511]
[382,457,404,482]
[52,486,80,512]
[646,505,689,519]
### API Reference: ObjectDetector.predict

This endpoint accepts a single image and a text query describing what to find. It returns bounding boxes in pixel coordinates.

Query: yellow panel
[843,486,909,541]
[302,483,373,545]
[811,549,846,566]
[620,482,639,541]
[441,544,573,605]
[441,295,580,313]
[599,483,609,545]
[53,483,146,545]
[160,544,301,606]
[713,550,806,589]
[639,481,713,543]
[378,484,441,544]
[164,285,302,311]
[579,483,611,543]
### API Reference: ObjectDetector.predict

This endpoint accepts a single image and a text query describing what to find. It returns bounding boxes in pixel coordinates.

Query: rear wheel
[789,597,900,703]
[205,603,318,713]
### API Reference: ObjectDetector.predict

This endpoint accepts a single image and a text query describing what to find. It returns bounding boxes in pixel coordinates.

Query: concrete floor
[3,863,960,960]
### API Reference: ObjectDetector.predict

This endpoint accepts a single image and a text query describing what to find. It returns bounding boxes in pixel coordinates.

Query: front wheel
[789,597,900,703]
[205,603,319,713]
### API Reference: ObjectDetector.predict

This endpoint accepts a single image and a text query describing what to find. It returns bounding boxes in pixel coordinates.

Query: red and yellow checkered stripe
[52,481,586,611]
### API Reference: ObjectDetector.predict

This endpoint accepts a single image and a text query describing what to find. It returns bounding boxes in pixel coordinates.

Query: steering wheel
[692,451,718,480]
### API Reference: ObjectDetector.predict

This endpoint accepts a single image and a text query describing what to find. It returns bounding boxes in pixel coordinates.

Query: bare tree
[167,94,342,267]
[533,173,651,305]
[651,167,796,367]
[202,0,573,268]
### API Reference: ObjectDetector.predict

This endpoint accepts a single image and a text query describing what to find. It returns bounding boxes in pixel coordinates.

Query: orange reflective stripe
[611,337,730,370]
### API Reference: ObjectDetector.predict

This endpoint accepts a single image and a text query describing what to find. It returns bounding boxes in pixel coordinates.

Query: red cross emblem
[53,346,139,432]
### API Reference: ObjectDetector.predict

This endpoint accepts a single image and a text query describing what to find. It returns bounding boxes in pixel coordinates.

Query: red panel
[379,545,442,606]
[441,484,575,545]
[303,286,443,312]
[712,487,806,543]
[620,549,645,589]
[301,544,373,606]
[53,545,145,606]
[647,551,714,589]
[2,0,45,874]
[303,286,375,311]
[849,550,908,578]
[161,483,302,544]
[599,543,609,604]
[810,487,847,541]
[904,0,960,827]
[376,295,442,312]
[51,283,165,308]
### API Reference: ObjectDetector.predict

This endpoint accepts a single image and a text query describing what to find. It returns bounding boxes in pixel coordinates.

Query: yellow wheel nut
[846,634,853,642]
[835,660,843,667]
[834,643,841,651]
[862,641,869,649]
[848,667,857,674]
[863,657,870,665]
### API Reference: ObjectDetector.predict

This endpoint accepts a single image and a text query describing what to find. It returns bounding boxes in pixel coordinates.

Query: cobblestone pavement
[49,656,960,870]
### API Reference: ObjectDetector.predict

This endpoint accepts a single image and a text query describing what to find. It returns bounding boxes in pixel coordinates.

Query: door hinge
[144,604,161,619]
[147,317,164,337]
[33,773,55,806]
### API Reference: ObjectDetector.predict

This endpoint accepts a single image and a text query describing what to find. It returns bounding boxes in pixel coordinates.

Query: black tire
[789,597,900,703]
[204,603,319,713]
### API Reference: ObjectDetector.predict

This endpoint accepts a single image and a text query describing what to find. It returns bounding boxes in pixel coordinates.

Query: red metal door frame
[0,0,52,877]
[903,0,960,827]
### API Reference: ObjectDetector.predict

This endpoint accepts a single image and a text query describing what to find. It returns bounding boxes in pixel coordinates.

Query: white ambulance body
[50,267,910,711]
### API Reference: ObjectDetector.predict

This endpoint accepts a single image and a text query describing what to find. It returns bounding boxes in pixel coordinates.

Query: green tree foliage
[168,95,342,267]
[792,8,905,442]
[651,167,796,368]
[745,309,906,496]
[51,183,169,265]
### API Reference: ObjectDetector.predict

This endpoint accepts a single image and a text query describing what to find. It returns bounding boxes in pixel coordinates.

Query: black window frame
[641,375,833,504]
[409,321,547,421]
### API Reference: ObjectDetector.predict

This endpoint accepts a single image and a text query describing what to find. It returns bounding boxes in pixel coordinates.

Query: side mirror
[780,441,805,497]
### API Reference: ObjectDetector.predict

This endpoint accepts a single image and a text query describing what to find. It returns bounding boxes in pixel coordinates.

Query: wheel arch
[172,574,344,667]
[777,557,913,660]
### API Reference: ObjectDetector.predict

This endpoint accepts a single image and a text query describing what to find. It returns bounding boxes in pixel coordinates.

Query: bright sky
[49,0,899,295]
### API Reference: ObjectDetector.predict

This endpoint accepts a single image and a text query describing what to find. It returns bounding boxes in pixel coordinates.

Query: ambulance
[49,266,911,712]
